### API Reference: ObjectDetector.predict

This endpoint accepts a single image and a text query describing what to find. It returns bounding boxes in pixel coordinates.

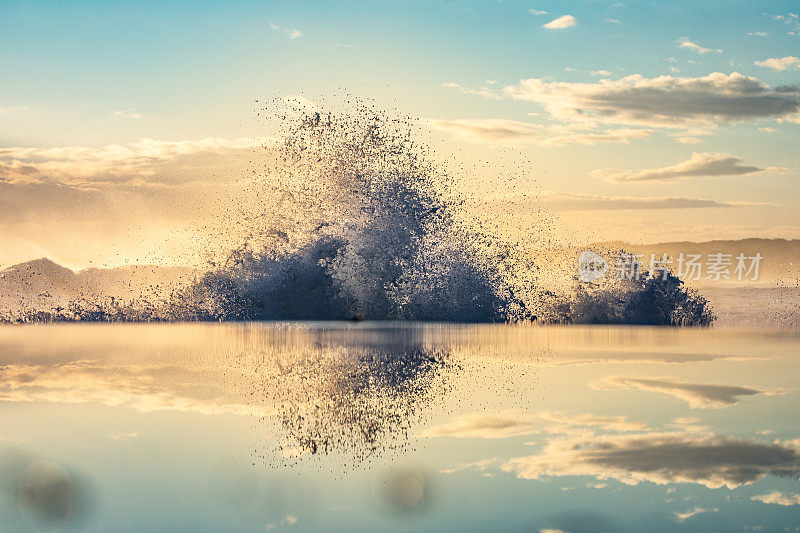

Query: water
[0,322,797,532]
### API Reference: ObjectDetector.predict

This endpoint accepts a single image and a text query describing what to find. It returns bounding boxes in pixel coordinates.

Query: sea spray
[176,103,532,321]
[1,102,714,325]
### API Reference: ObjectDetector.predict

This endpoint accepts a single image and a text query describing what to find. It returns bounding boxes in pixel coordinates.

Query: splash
[1,102,714,325]
[169,102,531,322]
[538,271,716,326]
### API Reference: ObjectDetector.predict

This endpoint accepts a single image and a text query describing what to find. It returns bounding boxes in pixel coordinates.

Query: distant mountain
[539,238,800,287]
[1,240,797,324]
[0,258,196,313]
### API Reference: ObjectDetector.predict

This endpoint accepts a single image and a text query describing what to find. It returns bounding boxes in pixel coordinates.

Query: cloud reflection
[590,376,773,409]
[502,431,800,489]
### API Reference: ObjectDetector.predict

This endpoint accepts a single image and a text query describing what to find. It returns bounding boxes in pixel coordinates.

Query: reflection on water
[0,323,798,531]
[270,342,455,461]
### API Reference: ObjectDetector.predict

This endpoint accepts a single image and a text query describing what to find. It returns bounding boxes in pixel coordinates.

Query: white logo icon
[578,251,608,282]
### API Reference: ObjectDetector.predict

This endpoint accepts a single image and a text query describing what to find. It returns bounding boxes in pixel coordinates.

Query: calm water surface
[0,323,798,532]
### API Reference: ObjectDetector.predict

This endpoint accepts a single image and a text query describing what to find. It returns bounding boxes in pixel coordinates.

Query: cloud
[109,432,139,442]
[529,9,548,16]
[604,18,621,24]
[269,22,302,39]
[284,94,319,109]
[429,118,651,146]
[543,15,576,29]
[773,13,799,23]
[440,82,502,100]
[678,39,723,54]
[755,56,800,71]
[420,410,647,440]
[0,362,271,417]
[590,377,769,409]
[751,491,800,506]
[0,106,28,114]
[591,70,613,77]
[0,136,271,187]
[439,458,499,475]
[771,13,800,32]
[526,192,770,210]
[266,515,299,530]
[112,108,141,119]
[590,152,784,182]
[537,411,649,433]
[501,431,800,489]
[503,72,800,129]
[674,507,718,522]
[747,32,768,37]
[420,411,539,439]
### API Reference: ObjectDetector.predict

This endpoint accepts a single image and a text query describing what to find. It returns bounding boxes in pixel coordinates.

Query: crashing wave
[538,271,715,326]
[159,104,530,322]
[1,103,714,326]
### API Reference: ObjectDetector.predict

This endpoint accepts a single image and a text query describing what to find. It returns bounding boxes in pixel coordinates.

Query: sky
[1,0,799,269]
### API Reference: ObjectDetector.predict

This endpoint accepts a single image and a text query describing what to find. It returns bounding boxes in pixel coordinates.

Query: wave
[1,103,714,326]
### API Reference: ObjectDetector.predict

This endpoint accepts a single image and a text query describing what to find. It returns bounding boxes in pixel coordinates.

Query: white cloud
[537,411,649,433]
[543,15,576,30]
[0,136,271,186]
[590,70,612,77]
[420,410,647,440]
[604,18,621,24]
[0,362,271,417]
[429,117,651,147]
[590,377,769,409]
[112,108,141,119]
[441,82,502,100]
[284,94,318,109]
[503,72,800,130]
[501,431,800,489]
[590,152,786,182]
[755,56,800,71]
[439,458,499,474]
[109,432,139,441]
[420,411,539,439]
[771,13,800,32]
[773,13,799,22]
[747,31,768,37]
[529,9,548,16]
[266,515,298,530]
[0,106,28,114]
[752,491,800,506]
[269,22,302,39]
[523,192,770,210]
[674,507,718,522]
[678,39,722,54]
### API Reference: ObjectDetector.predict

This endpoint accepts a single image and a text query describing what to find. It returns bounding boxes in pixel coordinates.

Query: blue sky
[0,0,799,267]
